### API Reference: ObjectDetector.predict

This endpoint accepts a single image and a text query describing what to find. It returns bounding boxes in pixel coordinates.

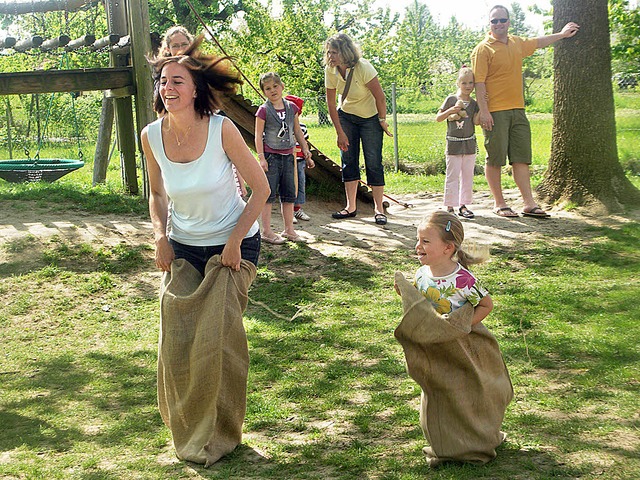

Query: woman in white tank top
[141,38,269,274]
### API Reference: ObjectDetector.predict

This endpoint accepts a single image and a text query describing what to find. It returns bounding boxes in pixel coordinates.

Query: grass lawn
[0,102,639,478]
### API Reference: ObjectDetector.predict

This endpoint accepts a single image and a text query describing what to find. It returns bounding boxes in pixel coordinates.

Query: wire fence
[293,74,640,174]
[1,74,638,169]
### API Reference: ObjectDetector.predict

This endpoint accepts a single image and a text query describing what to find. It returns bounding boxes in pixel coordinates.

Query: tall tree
[537,0,640,211]
[167,0,244,34]
[609,0,640,75]
[390,1,439,87]
[509,2,536,37]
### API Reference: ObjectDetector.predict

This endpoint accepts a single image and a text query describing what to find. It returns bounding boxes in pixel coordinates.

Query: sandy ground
[0,190,638,262]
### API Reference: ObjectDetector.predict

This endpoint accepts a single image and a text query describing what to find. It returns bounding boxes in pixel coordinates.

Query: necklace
[168,117,194,146]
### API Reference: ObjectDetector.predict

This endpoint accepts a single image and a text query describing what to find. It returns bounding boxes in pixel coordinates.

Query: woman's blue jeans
[169,231,261,277]
[338,109,385,186]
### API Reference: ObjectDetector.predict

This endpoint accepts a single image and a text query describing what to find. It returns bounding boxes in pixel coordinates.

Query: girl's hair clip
[445,220,451,232]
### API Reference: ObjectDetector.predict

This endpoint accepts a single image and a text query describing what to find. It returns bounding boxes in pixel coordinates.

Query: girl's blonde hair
[160,26,194,57]
[324,33,361,68]
[457,66,474,81]
[419,211,487,269]
[259,72,283,92]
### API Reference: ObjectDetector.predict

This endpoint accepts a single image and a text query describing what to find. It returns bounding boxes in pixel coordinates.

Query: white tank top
[147,114,259,246]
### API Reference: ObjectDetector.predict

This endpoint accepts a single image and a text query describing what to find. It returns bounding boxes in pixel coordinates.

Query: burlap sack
[158,255,256,467]
[393,271,513,466]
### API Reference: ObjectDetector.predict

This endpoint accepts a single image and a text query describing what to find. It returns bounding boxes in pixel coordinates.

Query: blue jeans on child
[338,110,385,186]
[265,153,297,203]
[169,231,261,277]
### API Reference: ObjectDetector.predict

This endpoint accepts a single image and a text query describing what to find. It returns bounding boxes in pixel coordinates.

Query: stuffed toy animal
[447,99,468,121]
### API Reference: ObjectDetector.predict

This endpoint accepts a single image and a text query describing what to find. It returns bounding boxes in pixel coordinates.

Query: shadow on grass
[0,236,152,278]
[0,182,149,216]
[250,242,381,318]
[1,349,161,454]
[177,417,592,480]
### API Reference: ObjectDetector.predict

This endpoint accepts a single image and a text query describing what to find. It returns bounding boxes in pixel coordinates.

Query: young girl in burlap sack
[394,211,512,467]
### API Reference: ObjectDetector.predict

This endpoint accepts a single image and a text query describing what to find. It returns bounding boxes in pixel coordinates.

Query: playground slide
[220,92,374,203]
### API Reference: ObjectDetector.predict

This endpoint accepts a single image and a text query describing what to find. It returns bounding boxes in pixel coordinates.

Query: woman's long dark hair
[149,36,242,117]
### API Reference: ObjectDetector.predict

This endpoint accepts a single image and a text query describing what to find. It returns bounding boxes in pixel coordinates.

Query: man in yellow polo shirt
[472,5,579,218]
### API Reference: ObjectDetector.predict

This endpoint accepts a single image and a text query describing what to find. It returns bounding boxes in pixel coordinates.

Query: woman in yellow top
[324,33,392,225]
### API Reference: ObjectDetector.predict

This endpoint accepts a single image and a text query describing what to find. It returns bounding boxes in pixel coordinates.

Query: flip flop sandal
[262,233,286,244]
[522,207,551,218]
[281,231,304,242]
[494,207,519,218]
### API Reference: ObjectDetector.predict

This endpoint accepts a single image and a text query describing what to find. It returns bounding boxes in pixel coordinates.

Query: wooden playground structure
[0,0,374,202]
[0,0,155,195]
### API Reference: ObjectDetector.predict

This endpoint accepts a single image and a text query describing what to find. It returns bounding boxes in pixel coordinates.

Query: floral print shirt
[414,263,489,315]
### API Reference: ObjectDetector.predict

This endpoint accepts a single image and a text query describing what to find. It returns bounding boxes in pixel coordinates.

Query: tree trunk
[537,0,640,212]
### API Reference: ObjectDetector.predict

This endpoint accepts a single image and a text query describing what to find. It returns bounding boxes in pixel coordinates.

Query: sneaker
[294,209,311,221]
[292,216,298,224]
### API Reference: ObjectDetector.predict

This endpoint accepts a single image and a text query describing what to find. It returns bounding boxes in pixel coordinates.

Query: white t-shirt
[146,114,259,246]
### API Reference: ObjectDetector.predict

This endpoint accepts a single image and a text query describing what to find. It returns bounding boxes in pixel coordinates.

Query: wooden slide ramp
[221,92,374,203]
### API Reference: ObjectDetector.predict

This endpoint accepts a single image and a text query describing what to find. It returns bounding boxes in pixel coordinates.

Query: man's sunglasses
[490,18,508,24]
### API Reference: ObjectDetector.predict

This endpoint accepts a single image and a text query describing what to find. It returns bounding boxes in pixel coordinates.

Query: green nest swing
[0,158,85,183]
[1,67,85,183]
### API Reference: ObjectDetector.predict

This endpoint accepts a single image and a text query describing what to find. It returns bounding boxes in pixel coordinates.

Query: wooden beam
[65,34,96,51]
[89,34,120,51]
[0,67,133,95]
[128,0,157,199]
[0,0,89,14]
[40,35,71,51]
[1,37,16,49]
[13,36,43,52]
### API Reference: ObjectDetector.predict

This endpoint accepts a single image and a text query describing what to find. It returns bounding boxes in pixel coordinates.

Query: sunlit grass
[1,208,638,478]
[306,111,639,183]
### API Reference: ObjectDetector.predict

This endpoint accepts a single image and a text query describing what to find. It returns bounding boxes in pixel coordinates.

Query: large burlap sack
[158,255,256,467]
[393,271,513,466]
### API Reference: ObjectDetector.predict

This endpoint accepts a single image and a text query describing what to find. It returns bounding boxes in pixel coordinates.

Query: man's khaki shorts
[483,109,532,167]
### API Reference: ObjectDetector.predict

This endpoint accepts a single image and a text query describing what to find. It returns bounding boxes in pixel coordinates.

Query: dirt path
[0,190,637,261]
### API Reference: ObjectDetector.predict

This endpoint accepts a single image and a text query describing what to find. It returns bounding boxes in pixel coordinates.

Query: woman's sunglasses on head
[491,18,508,24]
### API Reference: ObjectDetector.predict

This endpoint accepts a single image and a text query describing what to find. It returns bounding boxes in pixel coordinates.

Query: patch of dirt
[1,190,638,269]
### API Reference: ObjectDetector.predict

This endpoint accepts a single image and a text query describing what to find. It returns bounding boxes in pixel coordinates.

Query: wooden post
[93,94,114,185]
[0,0,88,14]
[128,0,156,198]
[392,82,399,172]
[116,96,138,194]
[35,94,41,150]
[5,97,13,159]
[105,0,139,194]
